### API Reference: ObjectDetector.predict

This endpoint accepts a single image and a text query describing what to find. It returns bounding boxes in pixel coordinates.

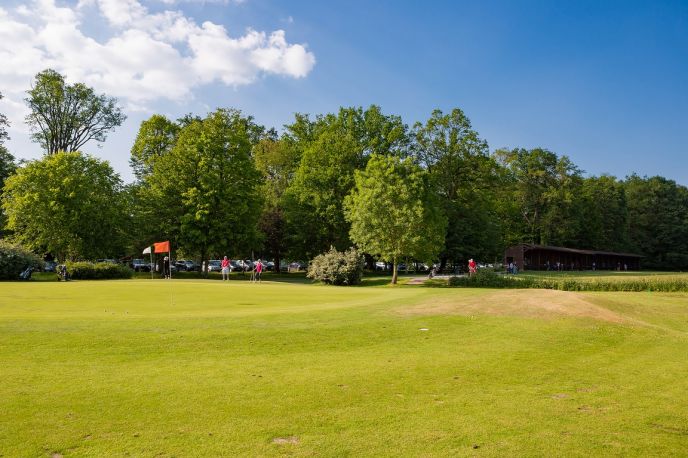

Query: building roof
[512,244,643,258]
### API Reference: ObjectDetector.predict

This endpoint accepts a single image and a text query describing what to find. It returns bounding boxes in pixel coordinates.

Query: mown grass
[1,280,687,456]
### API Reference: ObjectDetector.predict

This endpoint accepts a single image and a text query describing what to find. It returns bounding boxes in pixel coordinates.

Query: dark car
[131,259,151,272]
[207,260,223,272]
[175,260,197,272]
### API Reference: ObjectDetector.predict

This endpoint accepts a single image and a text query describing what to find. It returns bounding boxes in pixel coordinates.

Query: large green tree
[25,69,126,154]
[624,175,688,269]
[494,147,582,247]
[2,151,127,260]
[345,154,446,284]
[144,109,263,269]
[413,108,500,268]
[130,114,179,181]
[577,175,628,251]
[283,105,409,260]
[254,132,301,271]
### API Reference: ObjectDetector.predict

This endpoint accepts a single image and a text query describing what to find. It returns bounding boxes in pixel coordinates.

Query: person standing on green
[221,256,230,281]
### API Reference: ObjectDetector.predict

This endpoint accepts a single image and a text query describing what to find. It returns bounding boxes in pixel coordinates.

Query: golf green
[1,279,687,456]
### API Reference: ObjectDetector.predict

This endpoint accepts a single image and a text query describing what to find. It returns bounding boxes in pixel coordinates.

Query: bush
[307,247,365,285]
[446,270,688,292]
[0,241,42,280]
[66,261,133,280]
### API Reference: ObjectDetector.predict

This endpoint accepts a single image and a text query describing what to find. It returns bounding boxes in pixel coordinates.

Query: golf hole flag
[142,246,151,255]
[153,241,170,254]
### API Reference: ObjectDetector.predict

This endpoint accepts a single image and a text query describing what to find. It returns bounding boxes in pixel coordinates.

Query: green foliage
[0,240,42,280]
[130,114,180,181]
[412,108,501,264]
[24,69,126,154]
[625,175,688,270]
[345,154,446,284]
[2,151,127,261]
[143,109,263,266]
[65,261,133,280]
[494,147,583,247]
[307,246,365,285]
[283,106,410,260]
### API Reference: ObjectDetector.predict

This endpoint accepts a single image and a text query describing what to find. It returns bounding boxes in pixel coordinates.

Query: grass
[1,279,687,456]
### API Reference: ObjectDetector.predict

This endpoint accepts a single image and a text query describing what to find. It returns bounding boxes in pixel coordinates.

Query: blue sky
[1,0,687,184]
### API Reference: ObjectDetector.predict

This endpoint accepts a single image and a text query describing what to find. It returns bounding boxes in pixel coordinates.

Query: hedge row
[66,262,133,280]
[0,241,43,280]
[448,270,688,292]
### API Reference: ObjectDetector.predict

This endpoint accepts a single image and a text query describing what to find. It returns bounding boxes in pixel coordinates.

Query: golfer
[254,259,263,282]
[221,256,230,281]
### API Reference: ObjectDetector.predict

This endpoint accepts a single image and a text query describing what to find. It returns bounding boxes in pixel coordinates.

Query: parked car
[131,259,151,272]
[43,261,57,272]
[229,260,243,272]
[265,261,275,271]
[175,260,197,271]
[288,261,305,271]
[207,260,222,272]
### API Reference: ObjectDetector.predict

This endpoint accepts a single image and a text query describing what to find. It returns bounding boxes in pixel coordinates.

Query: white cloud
[0,0,315,122]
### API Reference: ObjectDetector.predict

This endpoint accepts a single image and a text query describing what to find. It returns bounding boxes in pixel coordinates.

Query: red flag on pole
[153,241,170,253]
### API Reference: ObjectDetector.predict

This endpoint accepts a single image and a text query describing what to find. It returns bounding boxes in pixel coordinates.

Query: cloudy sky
[1,0,687,184]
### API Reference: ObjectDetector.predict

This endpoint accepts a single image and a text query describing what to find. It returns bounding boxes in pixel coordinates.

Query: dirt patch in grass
[397,289,627,323]
[272,436,299,445]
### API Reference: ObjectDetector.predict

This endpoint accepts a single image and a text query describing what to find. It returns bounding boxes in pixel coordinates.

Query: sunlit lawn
[1,279,687,456]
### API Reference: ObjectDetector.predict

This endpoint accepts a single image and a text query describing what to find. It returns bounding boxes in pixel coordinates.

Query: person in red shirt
[221,256,230,281]
[468,258,477,276]
[254,259,263,282]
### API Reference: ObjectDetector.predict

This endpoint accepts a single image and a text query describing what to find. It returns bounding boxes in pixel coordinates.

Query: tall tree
[144,109,263,270]
[24,69,126,155]
[577,175,628,251]
[2,151,126,260]
[494,147,582,247]
[130,115,179,181]
[413,108,500,268]
[254,133,301,271]
[0,91,9,146]
[283,105,409,260]
[345,154,446,284]
[624,175,688,269]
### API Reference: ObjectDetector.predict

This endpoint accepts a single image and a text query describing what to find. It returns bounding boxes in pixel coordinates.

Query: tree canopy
[345,154,446,284]
[25,69,126,155]
[2,151,126,260]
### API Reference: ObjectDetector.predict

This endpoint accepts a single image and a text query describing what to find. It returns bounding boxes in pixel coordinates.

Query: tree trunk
[275,253,281,273]
[391,258,398,285]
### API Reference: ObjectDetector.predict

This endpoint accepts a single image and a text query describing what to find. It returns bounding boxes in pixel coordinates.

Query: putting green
[1,280,687,456]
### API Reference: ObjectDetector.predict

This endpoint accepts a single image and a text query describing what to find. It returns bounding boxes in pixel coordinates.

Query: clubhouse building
[504,244,642,271]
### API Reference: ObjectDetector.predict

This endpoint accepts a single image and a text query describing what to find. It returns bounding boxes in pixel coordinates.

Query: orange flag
[153,241,170,253]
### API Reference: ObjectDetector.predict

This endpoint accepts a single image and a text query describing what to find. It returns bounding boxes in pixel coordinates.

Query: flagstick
[149,249,154,280]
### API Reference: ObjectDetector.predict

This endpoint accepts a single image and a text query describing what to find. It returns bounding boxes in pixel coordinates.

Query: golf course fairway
[1,279,687,456]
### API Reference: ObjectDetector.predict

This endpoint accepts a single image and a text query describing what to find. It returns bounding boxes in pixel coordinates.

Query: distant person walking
[254,259,263,282]
[163,256,171,279]
[221,256,230,281]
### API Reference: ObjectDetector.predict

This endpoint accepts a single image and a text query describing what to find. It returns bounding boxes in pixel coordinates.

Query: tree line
[1,69,687,273]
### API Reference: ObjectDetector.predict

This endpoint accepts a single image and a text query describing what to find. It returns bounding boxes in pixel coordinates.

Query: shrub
[0,241,42,280]
[307,247,365,285]
[66,261,133,280]
[446,271,688,292]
